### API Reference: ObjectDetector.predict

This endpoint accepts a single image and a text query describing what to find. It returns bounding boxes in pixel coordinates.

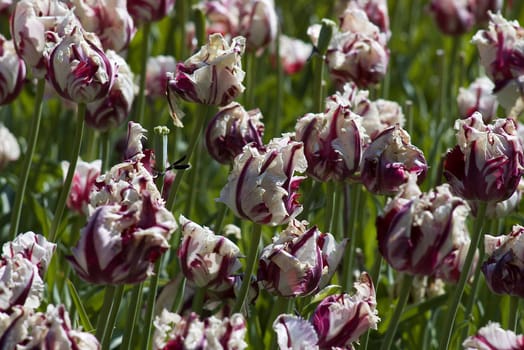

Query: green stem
[121,284,143,350]
[100,131,110,172]
[95,285,116,340]
[136,23,151,126]
[508,296,519,331]
[244,52,256,108]
[142,258,163,350]
[214,202,229,235]
[9,79,45,239]
[172,277,187,313]
[191,287,206,316]
[324,182,336,233]
[272,22,283,138]
[380,274,414,350]
[101,285,125,350]
[439,202,487,350]
[362,255,383,350]
[312,53,325,113]
[184,136,201,218]
[341,184,362,290]
[232,223,262,314]
[49,104,86,242]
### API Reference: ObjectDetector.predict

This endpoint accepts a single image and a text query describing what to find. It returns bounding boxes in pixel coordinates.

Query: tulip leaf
[67,279,94,332]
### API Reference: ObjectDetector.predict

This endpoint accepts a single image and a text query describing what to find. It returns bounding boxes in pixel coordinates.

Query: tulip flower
[428,0,474,36]
[443,113,524,204]
[482,225,524,298]
[70,0,135,52]
[273,315,319,350]
[145,55,176,98]
[360,125,427,195]
[205,102,265,164]
[471,0,502,23]
[61,159,102,215]
[178,215,242,292]
[218,136,307,226]
[153,310,248,350]
[0,35,26,106]
[2,232,56,276]
[457,77,498,124]
[47,27,115,104]
[0,255,44,312]
[463,322,524,349]
[0,124,20,170]
[276,35,313,75]
[85,50,136,131]
[127,0,175,24]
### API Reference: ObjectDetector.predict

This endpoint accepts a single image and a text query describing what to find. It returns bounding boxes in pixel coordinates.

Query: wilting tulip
[295,94,368,182]
[0,35,25,106]
[472,13,524,111]
[127,0,175,24]
[47,28,115,104]
[71,0,135,52]
[85,50,135,131]
[276,35,312,75]
[218,136,307,226]
[0,124,20,170]
[205,102,265,164]
[153,310,248,350]
[178,215,242,292]
[0,305,100,349]
[10,0,70,76]
[145,55,176,98]
[258,220,346,297]
[2,232,56,276]
[457,76,498,124]
[377,176,473,277]
[61,159,101,215]
[482,225,524,297]
[428,0,475,36]
[463,322,524,349]
[360,125,427,195]
[443,113,524,203]
[167,33,246,123]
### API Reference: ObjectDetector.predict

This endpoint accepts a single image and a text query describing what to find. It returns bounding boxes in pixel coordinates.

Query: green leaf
[67,279,94,332]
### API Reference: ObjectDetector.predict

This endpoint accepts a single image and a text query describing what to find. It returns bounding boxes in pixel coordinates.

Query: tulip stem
[121,283,143,350]
[101,285,124,350]
[49,104,86,242]
[380,274,413,350]
[214,202,228,235]
[96,285,116,340]
[143,258,163,350]
[172,277,187,313]
[439,202,487,350]
[324,181,336,233]
[233,223,262,314]
[312,52,325,113]
[245,52,256,108]
[136,22,151,126]
[508,296,519,331]
[272,23,283,138]
[341,183,362,290]
[100,131,110,172]
[9,79,45,239]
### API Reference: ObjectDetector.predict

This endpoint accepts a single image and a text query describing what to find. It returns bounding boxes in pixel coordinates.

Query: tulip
[344,0,390,37]
[0,35,26,106]
[273,315,319,350]
[2,232,56,276]
[463,322,524,349]
[295,93,368,182]
[145,55,176,99]
[376,176,472,277]
[178,215,242,292]
[471,0,502,23]
[61,159,102,215]
[457,76,498,124]
[276,35,313,75]
[472,13,524,111]
[153,310,247,350]
[218,136,307,226]
[47,27,115,104]
[0,255,44,312]
[70,0,135,52]
[0,124,20,170]
[85,50,135,131]
[0,0,11,12]
[127,0,175,24]
[443,113,524,203]
[360,125,427,195]
[205,102,265,164]
[428,0,474,36]
[482,225,524,298]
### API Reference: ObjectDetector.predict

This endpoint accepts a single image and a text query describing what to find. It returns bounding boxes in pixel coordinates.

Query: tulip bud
[153,310,248,350]
[377,176,472,276]
[178,215,242,292]
[360,125,427,196]
[295,95,369,182]
[71,0,136,52]
[240,0,278,53]
[482,225,524,298]
[47,27,115,104]
[457,76,498,124]
[85,50,135,131]
[472,13,524,111]
[0,35,25,106]
[276,35,313,75]
[218,136,307,226]
[205,102,265,164]
[127,0,175,24]
[0,124,20,170]
[167,33,246,124]
[463,322,524,349]
[443,113,524,203]
[61,158,102,215]
[145,55,176,99]
[428,0,475,36]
